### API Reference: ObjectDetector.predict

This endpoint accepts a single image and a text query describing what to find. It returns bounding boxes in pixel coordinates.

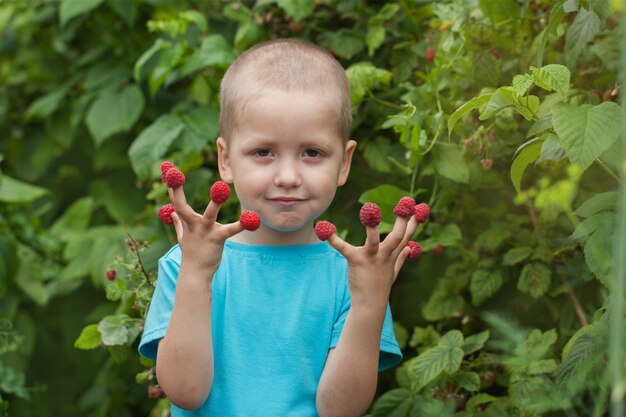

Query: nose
[274,158,302,188]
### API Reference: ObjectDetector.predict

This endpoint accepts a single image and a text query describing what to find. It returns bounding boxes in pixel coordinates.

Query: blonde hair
[219,38,351,141]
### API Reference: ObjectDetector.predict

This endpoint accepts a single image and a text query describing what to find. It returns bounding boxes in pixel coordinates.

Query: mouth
[268,197,306,205]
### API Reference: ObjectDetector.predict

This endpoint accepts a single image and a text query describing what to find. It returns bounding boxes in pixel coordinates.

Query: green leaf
[564,7,602,66]
[480,87,539,121]
[516,328,557,359]
[366,25,385,56]
[571,212,615,239]
[370,388,412,417]
[24,84,72,121]
[359,185,408,211]
[433,144,470,184]
[527,359,558,375]
[537,134,567,163]
[503,246,533,266]
[479,0,521,24]
[179,10,208,32]
[461,330,490,356]
[447,94,492,137]
[0,176,49,203]
[409,330,464,389]
[128,115,186,180]
[536,1,567,66]
[85,84,144,146]
[511,136,544,193]
[178,35,236,77]
[276,0,315,21]
[574,191,618,217]
[74,324,102,350]
[60,0,104,26]
[475,225,513,251]
[107,0,137,27]
[517,263,552,299]
[470,269,503,306]
[422,290,464,322]
[512,74,534,96]
[558,330,601,382]
[134,39,169,81]
[98,314,139,346]
[552,102,621,171]
[584,224,613,289]
[49,197,94,239]
[454,372,481,392]
[0,237,18,299]
[530,64,570,98]
[346,62,392,108]
[527,114,553,138]
[467,393,498,413]
[328,31,364,60]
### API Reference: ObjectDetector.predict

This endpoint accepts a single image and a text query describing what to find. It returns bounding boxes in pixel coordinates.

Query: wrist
[179,259,217,287]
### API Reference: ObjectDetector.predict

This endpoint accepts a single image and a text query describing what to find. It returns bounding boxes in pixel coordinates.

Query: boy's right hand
[168,185,244,278]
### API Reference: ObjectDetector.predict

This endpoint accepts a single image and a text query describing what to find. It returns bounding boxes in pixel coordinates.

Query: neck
[229,223,321,246]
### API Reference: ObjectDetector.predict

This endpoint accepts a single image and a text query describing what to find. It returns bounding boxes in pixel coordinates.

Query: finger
[171,212,184,244]
[169,185,196,219]
[382,215,410,252]
[327,233,355,259]
[363,225,380,255]
[218,221,245,239]
[393,246,411,277]
[394,216,418,256]
[202,200,221,223]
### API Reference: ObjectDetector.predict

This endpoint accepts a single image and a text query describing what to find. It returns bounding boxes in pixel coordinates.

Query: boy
[139,38,418,416]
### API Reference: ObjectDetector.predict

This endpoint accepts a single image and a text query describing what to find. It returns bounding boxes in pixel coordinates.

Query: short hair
[219,38,352,141]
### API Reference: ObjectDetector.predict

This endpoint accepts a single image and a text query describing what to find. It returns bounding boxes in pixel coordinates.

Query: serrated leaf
[276,0,315,21]
[462,330,490,356]
[530,64,570,98]
[74,324,102,350]
[366,25,385,56]
[552,102,621,171]
[558,331,601,382]
[527,113,553,138]
[178,35,236,77]
[503,246,533,266]
[370,388,412,417]
[513,74,533,96]
[475,225,513,251]
[60,0,104,26]
[516,329,557,359]
[518,263,552,298]
[98,314,140,346]
[584,225,613,289]
[574,191,618,217]
[454,372,481,391]
[409,331,464,389]
[564,7,602,66]
[470,269,503,306]
[537,134,566,163]
[49,197,94,239]
[527,359,558,375]
[571,212,615,240]
[86,84,144,146]
[24,83,72,121]
[480,87,539,121]
[0,176,49,203]
[128,115,186,180]
[422,290,464,322]
[448,94,492,137]
[511,137,544,193]
[346,62,392,108]
[467,393,498,413]
[433,144,470,184]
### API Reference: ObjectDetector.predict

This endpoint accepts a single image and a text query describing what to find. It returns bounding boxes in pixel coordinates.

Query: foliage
[0,0,624,416]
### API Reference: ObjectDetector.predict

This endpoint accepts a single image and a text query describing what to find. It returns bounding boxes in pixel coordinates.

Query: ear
[337,140,357,186]
[217,137,234,183]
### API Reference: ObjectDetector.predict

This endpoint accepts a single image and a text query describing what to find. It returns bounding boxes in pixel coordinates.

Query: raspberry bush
[0,1,624,416]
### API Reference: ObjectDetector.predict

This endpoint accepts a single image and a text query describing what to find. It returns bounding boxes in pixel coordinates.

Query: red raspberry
[160,161,176,183]
[106,269,116,281]
[359,203,382,227]
[240,210,261,231]
[164,168,186,188]
[393,197,416,217]
[210,181,231,204]
[426,47,436,62]
[407,241,422,260]
[158,204,175,224]
[414,203,430,223]
[148,385,166,399]
[432,244,444,255]
[314,221,336,241]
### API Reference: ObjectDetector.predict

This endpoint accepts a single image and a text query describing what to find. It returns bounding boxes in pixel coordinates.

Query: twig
[559,274,589,327]
[125,228,151,287]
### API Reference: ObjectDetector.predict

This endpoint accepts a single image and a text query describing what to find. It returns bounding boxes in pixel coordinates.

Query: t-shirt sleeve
[329,277,403,371]
[137,245,181,360]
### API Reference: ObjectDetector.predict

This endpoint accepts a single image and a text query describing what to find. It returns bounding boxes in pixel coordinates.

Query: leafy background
[0,0,625,416]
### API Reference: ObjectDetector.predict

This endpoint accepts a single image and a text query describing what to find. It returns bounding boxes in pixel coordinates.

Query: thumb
[327,233,354,259]
[172,212,183,244]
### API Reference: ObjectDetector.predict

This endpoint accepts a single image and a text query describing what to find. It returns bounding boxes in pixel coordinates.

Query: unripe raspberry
[426,47,436,61]
[148,385,166,399]
[407,241,423,260]
[359,203,382,227]
[106,269,116,281]
[164,168,185,188]
[314,221,336,241]
[158,204,175,224]
[394,197,416,217]
[210,181,231,204]
[414,203,430,223]
[160,161,176,183]
[240,210,261,231]
[432,244,444,255]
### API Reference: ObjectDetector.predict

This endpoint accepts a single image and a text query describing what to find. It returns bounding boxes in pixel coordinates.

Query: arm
[155,185,243,410]
[316,214,417,417]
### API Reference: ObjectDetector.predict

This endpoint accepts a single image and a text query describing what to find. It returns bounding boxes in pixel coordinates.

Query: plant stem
[559,274,588,327]
[125,229,151,287]
[366,92,403,110]
[595,158,622,184]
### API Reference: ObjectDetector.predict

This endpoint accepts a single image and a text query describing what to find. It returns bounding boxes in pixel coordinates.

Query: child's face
[217,89,356,245]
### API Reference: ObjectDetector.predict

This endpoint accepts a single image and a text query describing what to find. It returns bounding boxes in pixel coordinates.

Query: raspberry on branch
[158,204,176,224]
[314,221,336,241]
[359,203,382,227]
[106,269,117,281]
[164,168,186,188]
[210,181,231,204]
[394,196,416,217]
[240,210,261,231]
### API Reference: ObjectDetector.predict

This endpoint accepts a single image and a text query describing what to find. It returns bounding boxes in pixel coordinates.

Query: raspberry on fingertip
[314,221,336,241]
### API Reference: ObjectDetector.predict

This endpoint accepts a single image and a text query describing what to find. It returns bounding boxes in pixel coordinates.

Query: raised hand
[316,198,425,309]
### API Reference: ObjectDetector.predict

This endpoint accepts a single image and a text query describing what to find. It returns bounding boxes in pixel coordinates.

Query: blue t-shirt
[139,240,402,416]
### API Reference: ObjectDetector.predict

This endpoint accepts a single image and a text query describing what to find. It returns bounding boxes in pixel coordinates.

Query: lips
[268,197,306,205]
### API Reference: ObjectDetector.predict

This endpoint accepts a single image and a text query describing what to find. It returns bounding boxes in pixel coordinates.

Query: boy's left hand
[325,215,418,309]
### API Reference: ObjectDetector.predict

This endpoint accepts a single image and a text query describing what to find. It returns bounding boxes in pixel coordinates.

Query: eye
[254,149,273,157]
[303,149,321,158]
